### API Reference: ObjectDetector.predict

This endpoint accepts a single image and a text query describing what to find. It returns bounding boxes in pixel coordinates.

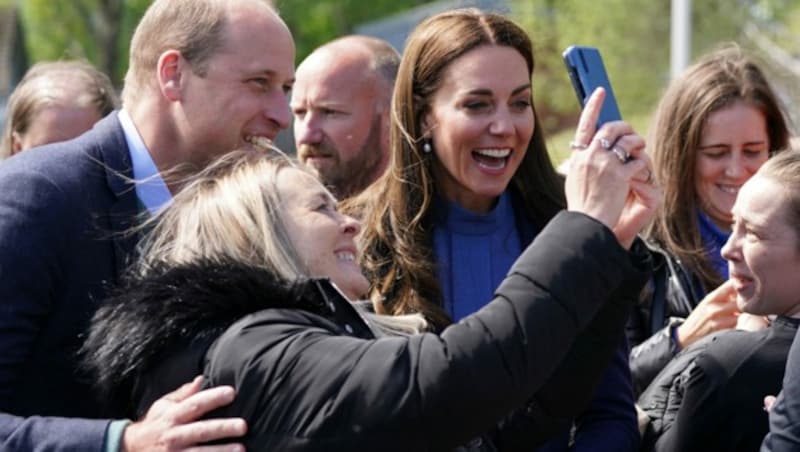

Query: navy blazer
[0,112,140,451]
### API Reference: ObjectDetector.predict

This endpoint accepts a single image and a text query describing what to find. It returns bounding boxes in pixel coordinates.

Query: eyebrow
[699,140,768,150]
[313,190,337,204]
[305,101,351,111]
[248,68,295,85]
[735,211,771,233]
[466,83,532,97]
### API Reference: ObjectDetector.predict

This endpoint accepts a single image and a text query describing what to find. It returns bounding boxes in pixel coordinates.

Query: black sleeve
[654,352,729,452]
[491,238,651,450]
[630,321,683,395]
[629,250,699,397]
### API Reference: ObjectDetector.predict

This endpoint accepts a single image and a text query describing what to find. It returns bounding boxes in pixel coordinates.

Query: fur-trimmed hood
[81,260,349,414]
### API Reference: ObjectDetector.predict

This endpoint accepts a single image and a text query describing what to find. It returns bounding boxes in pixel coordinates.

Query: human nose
[265,89,292,130]
[721,230,740,263]
[724,152,747,179]
[341,214,361,236]
[489,108,514,136]
[294,112,323,145]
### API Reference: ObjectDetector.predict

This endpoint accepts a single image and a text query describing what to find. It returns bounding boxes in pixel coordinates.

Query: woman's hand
[764,395,777,412]
[565,88,661,248]
[676,279,740,349]
[736,312,770,332]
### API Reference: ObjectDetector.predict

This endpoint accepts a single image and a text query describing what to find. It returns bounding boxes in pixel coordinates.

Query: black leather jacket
[626,242,705,396]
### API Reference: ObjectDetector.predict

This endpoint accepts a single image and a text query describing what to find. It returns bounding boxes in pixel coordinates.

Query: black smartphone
[562,45,622,127]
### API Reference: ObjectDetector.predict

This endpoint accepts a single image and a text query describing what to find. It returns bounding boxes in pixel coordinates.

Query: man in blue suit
[0,0,294,450]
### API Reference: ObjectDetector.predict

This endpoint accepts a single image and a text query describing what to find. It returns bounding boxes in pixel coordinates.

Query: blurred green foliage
[12,0,800,140]
[512,0,750,133]
[276,0,432,62]
[19,0,149,85]
[509,0,800,163]
[16,0,432,86]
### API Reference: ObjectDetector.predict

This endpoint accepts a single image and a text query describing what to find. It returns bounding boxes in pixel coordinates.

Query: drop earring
[423,140,432,154]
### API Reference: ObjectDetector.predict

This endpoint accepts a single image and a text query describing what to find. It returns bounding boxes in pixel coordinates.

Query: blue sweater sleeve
[537,338,639,452]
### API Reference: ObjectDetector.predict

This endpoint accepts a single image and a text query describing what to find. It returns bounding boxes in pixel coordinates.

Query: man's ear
[157,50,184,102]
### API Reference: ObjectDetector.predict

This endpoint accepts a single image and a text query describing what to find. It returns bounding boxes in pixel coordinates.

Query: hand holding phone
[563,46,622,127]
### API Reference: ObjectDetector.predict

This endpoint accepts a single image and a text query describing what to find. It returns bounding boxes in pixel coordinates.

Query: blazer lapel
[91,113,143,277]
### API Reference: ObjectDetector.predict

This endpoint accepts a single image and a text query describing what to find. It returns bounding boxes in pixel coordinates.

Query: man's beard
[298,116,384,199]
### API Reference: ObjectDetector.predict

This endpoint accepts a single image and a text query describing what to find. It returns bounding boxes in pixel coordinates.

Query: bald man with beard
[291,35,399,198]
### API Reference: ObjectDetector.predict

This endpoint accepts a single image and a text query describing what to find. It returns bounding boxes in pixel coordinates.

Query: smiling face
[695,102,770,230]
[177,3,295,164]
[722,174,800,316]
[276,167,370,299]
[423,44,534,213]
[291,46,388,197]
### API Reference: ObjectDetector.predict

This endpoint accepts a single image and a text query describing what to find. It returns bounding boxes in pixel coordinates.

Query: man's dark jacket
[0,113,139,451]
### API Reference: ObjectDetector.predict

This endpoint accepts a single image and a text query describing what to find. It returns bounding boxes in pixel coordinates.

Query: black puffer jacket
[626,242,705,395]
[637,318,799,452]
[83,212,650,451]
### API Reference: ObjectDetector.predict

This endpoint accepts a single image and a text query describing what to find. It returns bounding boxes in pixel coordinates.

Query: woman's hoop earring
[423,140,432,154]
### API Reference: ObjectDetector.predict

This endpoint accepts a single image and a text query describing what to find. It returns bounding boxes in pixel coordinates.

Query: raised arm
[205,211,646,450]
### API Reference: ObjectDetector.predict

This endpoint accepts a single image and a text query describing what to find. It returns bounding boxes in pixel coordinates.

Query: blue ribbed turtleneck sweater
[432,192,522,321]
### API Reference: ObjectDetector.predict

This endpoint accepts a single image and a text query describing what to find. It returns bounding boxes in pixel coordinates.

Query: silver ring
[611,145,630,163]
[569,141,589,150]
[598,138,613,150]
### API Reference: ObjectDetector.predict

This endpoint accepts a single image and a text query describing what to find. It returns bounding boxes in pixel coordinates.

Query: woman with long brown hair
[350,8,659,451]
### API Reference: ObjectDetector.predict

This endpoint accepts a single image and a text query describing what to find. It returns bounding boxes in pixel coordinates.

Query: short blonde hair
[121,0,275,106]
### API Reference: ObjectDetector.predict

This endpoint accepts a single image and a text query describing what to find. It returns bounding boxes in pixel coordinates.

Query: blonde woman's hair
[137,150,426,336]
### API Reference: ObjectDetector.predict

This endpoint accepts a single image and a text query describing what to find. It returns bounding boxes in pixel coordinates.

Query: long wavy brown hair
[345,8,565,330]
[646,44,791,292]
